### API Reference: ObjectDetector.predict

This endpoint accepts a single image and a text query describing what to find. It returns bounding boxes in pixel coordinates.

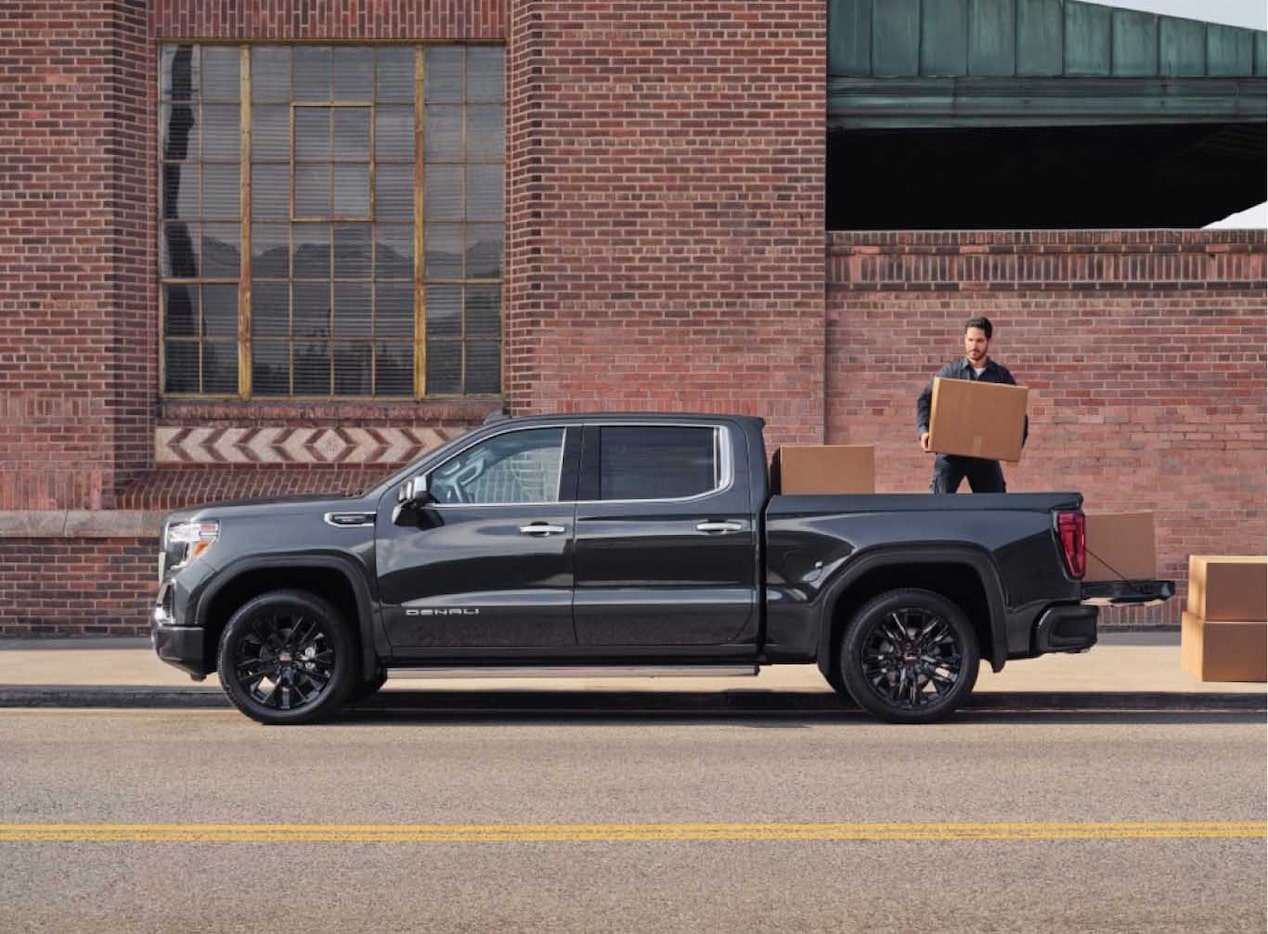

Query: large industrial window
[159,44,504,399]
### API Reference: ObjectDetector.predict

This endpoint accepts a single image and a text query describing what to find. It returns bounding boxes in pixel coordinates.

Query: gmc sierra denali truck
[152,413,1171,724]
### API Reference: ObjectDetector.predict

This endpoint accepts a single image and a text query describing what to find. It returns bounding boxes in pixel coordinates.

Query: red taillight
[1057,511,1086,579]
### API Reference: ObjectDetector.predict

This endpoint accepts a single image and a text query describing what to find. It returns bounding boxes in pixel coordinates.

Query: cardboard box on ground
[1181,556,1267,683]
[928,378,1028,463]
[771,445,874,494]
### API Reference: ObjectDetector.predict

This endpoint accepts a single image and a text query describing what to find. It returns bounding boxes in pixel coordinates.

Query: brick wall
[826,229,1268,624]
[0,1,150,510]
[152,0,506,40]
[505,1,827,444]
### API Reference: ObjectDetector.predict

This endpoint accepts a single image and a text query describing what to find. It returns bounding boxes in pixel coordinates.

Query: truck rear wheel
[217,589,356,725]
[839,588,979,724]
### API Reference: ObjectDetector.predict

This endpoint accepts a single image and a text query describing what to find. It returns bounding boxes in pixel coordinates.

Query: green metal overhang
[828,0,1267,130]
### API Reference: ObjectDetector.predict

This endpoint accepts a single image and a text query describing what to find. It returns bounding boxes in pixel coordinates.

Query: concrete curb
[0,686,1262,714]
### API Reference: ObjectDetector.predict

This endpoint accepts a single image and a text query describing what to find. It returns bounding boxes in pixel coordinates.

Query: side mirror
[397,476,435,506]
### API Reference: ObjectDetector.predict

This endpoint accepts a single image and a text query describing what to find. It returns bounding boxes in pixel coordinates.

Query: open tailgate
[1081,579,1174,607]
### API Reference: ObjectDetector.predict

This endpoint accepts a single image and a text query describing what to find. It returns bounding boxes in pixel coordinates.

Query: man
[915,316,1026,494]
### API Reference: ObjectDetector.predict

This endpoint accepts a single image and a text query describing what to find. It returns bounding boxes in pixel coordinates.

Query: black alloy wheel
[839,589,980,724]
[217,590,356,725]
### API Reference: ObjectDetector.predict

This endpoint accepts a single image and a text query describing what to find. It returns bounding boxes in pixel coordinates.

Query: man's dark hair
[965,316,993,340]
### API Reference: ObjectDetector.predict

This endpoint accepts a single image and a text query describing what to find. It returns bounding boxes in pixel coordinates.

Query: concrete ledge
[0,511,165,539]
[0,686,1261,714]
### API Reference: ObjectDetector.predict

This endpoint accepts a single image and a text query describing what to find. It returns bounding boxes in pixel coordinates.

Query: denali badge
[405,608,481,616]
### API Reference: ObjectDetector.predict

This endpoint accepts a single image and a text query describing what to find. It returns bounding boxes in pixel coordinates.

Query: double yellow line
[0,821,1262,843]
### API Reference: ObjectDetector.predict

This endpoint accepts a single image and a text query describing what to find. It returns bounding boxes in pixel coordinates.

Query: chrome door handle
[519,524,567,536]
[695,520,745,534]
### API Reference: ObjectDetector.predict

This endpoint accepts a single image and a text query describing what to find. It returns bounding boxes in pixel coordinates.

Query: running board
[387,665,759,680]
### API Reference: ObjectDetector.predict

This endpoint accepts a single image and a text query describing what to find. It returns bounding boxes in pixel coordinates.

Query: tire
[838,588,980,724]
[217,589,357,725]
[346,669,388,705]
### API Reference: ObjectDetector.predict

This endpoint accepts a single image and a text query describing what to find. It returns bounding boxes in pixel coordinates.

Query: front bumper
[151,580,212,679]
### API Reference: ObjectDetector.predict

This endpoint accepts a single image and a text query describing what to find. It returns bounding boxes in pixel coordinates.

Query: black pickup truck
[152,413,1171,724]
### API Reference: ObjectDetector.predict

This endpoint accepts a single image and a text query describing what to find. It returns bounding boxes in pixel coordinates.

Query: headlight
[165,520,220,569]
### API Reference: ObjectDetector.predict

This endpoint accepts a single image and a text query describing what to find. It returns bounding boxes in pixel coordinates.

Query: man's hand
[920,432,932,453]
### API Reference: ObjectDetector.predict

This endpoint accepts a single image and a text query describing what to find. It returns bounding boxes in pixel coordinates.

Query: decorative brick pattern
[505,1,827,446]
[826,230,1268,625]
[155,425,461,465]
[153,0,506,40]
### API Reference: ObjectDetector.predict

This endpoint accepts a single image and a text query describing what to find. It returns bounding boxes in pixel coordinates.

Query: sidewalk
[0,631,1262,712]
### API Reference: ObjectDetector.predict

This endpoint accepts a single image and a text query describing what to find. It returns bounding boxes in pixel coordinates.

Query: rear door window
[597,426,722,501]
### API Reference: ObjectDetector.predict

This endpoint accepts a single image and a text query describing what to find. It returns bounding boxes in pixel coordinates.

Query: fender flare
[813,545,1008,675]
[194,553,379,680]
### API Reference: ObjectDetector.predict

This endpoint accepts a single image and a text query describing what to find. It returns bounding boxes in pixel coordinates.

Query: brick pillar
[506,2,827,444]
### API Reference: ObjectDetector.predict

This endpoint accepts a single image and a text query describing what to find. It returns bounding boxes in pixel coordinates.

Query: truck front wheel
[838,589,980,724]
[217,589,357,725]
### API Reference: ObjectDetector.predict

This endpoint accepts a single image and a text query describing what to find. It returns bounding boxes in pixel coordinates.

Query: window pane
[376,47,414,102]
[375,342,413,395]
[375,105,414,161]
[295,163,332,216]
[334,163,370,216]
[203,342,239,394]
[292,224,331,279]
[334,342,373,395]
[202,104,240,159]
[295,107,331,160]
[251,164,289,219]
[293,280,331,337]
[374,163,413,219]
[334,47,374,99]
[164,284,197,337]
[162,222,199,279]
[294,46,332,101]
[466,105,504,160]
[466,285,501,335]
[252,341,290,395]
[203,163,240,218]
[374,224,413,279]
[424,223,463,279]
[376,281,414,336]
[202,284,238,337]
[333,223,372,278]
[165,341,199,392]
[294,342,331,394]
[424,47,463,102]
[599,427,717,501]
[466,224,503,279]
[203,223,240,277]
[202,47,239,100]
[334,107,370,159]
[334,281,372,337]
[424,163,463,220]
[251,224,290,278]
[162,162,199,220]
[431,428,564,505]
[251,280,290,337]
[464,340,501,395]
[160,45,198,102]
[425,284,462,337]
[251,104,290,160]
[425,339,461,394]
[251,46,291,102]
[424,105,462,161]
[466,164,503,220]
[160,102,198,161]
[467,48,505,101]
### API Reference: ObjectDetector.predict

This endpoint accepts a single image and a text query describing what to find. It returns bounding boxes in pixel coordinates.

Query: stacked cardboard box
[927,377,1029,463]
[1180,555,1267,683]
[771,445,874,494]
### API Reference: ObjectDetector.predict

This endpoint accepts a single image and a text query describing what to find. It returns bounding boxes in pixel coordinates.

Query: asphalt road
[0,708,1264,933]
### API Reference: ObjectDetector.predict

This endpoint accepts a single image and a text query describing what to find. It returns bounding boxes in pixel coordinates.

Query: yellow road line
[0,821,1262,843]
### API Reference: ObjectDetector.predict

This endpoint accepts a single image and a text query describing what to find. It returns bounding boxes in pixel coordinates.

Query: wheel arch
[195,555,377,680]
[815,547,1007,680]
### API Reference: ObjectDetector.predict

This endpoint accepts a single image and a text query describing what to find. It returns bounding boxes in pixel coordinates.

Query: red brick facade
[0,1,1264,635]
